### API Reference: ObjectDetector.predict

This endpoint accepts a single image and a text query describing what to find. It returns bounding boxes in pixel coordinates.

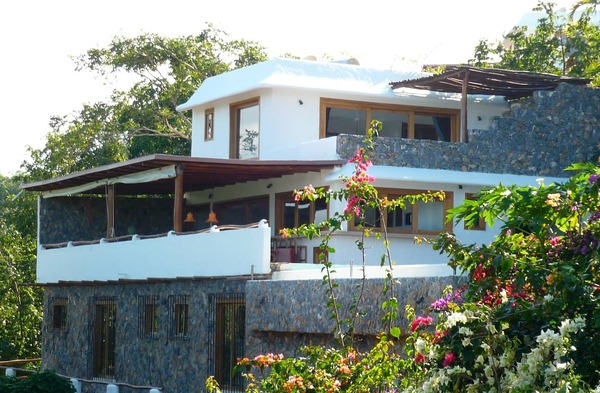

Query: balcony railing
[37,220,272,284]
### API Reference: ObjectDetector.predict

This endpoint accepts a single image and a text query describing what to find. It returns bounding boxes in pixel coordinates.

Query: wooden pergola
[390,66,591,143]
[22,155,343,235]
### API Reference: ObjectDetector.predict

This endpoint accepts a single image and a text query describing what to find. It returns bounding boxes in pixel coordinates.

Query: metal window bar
[50,297,68,331]
[168,295,190,340]
[137,295,159,339]
[90,297,117,380]
[208,293,246,391]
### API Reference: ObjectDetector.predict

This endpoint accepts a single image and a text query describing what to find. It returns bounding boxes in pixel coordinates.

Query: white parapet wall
[37,221,272,284]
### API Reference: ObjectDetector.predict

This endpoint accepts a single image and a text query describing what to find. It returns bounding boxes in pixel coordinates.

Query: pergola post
[461,69,469,143]
[106,184,115,238]
[173,165,185,232]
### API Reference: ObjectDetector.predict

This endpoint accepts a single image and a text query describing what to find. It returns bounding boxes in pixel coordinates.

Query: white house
[22,57,595,392]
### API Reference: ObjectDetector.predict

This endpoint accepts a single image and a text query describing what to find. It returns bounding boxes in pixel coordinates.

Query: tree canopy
[470,1,600,85]
[22,25,268,181]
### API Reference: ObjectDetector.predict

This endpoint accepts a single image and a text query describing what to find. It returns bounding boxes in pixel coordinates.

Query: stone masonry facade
[338,83,600,177]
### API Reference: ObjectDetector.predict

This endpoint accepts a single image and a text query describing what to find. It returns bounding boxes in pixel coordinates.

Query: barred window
[169,295,189,339]
[138,295,159,339]
[208,293,246,391]
[51,298,68,331]
[92,297,117,379]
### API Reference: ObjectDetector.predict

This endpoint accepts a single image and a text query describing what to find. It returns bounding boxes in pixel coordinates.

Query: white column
[70,378,82,393]
[107,384,119,393]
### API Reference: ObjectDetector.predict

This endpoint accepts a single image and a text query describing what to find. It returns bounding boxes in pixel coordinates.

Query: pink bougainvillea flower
[442,352,456,367]
[410,315,433,332]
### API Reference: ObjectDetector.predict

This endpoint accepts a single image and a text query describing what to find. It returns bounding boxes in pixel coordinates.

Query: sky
[0,0,580,177]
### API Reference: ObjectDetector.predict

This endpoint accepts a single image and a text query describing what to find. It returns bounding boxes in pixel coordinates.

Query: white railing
[37,220,271,284]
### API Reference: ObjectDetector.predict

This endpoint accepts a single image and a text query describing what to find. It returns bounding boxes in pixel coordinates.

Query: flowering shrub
[207,123,600,392]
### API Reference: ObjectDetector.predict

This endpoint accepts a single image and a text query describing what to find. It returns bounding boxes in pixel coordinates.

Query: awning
[21,154,344,196]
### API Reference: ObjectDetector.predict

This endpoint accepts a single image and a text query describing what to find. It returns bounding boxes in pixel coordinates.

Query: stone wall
[245,276,456,359]
[337,83,600,177]
[43,275,455,392]
[39,196,174,244]
[43,279,245,393]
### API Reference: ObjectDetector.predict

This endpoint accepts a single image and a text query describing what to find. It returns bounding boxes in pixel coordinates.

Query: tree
[470,1,600,85]
[0,175,40,361]
[23,25,268,181]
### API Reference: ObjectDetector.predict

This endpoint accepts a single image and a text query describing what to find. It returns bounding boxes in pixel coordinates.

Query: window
[169,295,189,339]
[205,108,214,141]
[350,188,453,235]
[209,294,246,391]
[275,190,328,231]
[464,193,486,231]
[230,98,260,159]
[138,295,159,339]
[321,98,459,142]
[51,298,68,331]
[92,298,116,379]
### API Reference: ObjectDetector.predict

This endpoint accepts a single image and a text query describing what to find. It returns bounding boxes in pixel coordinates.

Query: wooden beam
[173,165,185,232]
[461,69,469,143]
[106,184,115,238]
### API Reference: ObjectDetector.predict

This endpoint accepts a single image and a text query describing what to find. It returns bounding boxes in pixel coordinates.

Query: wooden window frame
[275,189,329,232]
[320,98,460,142]
[464,193,486,231]
[204,108,214,141]
[229,98,260,159]
[348,188,453,235]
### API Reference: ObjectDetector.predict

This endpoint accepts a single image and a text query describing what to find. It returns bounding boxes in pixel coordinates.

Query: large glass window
[350,189,453,235]
[230,99,259,159]
[321,99,459,142]
[276,190,328,231]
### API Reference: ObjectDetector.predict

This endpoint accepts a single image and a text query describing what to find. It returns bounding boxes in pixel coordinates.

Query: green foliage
[0,174,40,361]
[470,1,600,85]
[0,219,41,360]
[23,24,268,180]
[0,371,76,393]
[207,127,600,391]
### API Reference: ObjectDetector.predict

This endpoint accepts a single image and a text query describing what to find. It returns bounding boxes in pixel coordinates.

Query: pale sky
[0,0,580,176]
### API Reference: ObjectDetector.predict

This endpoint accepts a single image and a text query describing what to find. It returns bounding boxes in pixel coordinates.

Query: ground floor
[42,275,455,392]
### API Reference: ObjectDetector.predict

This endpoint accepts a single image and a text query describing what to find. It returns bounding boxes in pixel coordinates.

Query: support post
[173,165,185,232]
[461,69,469,143]
[106,184,115,238]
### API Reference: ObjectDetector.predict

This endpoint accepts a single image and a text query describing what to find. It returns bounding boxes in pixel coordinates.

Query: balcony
[37,221,272,284]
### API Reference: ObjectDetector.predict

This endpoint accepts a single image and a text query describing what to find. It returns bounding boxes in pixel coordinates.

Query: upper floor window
[205,108,214,141]
[320,99,459,142]
[350,188,453,235]
[230,98,259,159]
[275,190,328,232]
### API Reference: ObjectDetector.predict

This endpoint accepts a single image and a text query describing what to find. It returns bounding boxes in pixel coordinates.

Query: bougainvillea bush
[207,122,600,392]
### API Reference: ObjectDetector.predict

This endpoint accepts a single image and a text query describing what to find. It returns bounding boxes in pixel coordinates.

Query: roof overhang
[391,66,591,99]
[21,155,344,196]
